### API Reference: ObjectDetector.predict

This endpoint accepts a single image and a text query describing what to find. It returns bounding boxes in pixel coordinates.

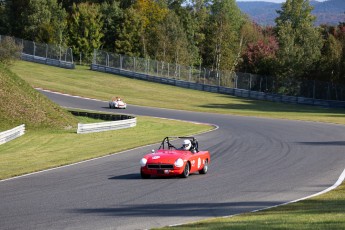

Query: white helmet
[182,139,192,150]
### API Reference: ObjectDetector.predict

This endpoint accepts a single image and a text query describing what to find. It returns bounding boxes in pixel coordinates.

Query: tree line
[0,0,344,86]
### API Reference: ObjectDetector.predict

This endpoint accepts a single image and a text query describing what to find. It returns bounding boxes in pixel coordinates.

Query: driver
[182,139,192,151]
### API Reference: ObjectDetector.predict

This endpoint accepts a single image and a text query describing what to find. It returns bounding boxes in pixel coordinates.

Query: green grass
[0,63,77,131]
[155,183,345,230]
[10,61,345,125]
[0,116,211,180]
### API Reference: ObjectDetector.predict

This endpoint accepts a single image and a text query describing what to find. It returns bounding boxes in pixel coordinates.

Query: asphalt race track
[1,90,345,230]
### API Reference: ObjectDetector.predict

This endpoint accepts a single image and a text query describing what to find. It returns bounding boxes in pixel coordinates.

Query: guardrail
[0,124,25,145]
[91,64,345,108]
[21,53,75,69]
[77,118,137,134]
[70,110,136,134]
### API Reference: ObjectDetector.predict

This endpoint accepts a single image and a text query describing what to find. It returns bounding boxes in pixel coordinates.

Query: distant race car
[140,137,210,179]
[109,97,127,109]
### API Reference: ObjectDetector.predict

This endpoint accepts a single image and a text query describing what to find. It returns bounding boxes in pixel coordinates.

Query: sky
[236,0,327,2]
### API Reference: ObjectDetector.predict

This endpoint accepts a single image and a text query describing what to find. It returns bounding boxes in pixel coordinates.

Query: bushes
[0,36,23,66]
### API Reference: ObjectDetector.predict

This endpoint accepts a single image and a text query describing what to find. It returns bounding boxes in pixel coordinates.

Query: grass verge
[0,116,212,180]
[10,61,345,125]
[155,183,345,229]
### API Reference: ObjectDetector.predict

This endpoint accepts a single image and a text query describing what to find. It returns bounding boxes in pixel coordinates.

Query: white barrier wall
[77,118,136,134]
[0,124,25,145]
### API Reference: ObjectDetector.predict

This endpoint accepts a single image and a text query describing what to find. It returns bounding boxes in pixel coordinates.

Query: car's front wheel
[180,162,190,178]
[199,159,208,174]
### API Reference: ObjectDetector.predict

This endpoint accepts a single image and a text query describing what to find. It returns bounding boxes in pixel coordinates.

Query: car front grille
[147,164,174,169]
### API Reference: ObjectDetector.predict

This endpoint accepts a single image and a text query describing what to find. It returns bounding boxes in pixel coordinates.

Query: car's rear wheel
[199,159,208,174]
[141,169,150,179]
[180,162,190,178]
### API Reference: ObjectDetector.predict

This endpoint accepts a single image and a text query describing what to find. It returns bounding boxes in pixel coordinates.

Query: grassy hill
[0,64,77,131]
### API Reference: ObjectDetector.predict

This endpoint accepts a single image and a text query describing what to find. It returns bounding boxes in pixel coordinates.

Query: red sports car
[140,137,210,179]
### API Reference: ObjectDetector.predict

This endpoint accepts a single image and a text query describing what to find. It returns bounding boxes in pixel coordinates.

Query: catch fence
[93,50,345,103]
[0,35,75,69]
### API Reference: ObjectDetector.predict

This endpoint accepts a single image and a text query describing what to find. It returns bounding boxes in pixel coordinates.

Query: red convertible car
[140,137,210,179]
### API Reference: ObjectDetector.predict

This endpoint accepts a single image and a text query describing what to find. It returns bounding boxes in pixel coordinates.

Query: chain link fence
[0,35,75,69]
[93,50,345,102]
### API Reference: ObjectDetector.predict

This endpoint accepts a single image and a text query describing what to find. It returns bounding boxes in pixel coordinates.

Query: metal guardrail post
[45,44,48,58]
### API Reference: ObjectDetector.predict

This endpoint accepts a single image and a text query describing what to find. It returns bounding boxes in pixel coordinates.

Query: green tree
[3,0,30,37]
[114,7,143,56]
[153,11,190,65]
[2,0,67,44]
[0,1,8,34]
[315,24,345,84]
[275,0,323,80]
[100,1,123,52]
[202,0,245,71]
[173,0,209,66]
[67,2,104,63]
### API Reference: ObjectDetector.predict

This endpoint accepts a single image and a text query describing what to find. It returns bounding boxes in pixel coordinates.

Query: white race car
[109,97,127,109]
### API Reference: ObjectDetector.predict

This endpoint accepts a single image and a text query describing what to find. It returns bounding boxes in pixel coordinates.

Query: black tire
[180,162,190,178]
[199,159,208,174]
[141,169,150,179]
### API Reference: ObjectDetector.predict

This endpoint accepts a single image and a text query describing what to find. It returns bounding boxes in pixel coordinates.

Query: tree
[115,0,168,58]
[3,0,30,37]
[0,1,9,34]
[134,0,169,58]
[275,0,323,80]
[153,11,190,65]
[202,0,245,71]
[114,7,143,56]
[2,0,67,44]
[100,1,123,52]
[67,2,104,63]
[316,24,345,84]
[240,27,279,75]
[172,0,210,66]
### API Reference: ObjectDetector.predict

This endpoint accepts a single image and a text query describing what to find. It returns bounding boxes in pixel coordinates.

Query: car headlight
[174,158,184,168]
[140,158,147,167]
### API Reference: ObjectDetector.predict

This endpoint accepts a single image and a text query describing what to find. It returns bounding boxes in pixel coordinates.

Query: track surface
[1,91,345,230]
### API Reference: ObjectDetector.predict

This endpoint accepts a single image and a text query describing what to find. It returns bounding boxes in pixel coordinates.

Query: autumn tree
[275,0,323,80]
[240,27,279,75]
[115,0,168,58]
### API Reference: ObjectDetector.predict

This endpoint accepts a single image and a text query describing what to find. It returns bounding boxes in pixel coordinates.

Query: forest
[0,0,344,87]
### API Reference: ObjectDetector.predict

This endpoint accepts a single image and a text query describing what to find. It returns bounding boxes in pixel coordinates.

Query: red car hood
[145,150,189,164]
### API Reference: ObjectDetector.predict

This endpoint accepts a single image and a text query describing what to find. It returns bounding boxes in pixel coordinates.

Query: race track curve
[1,90,345,230]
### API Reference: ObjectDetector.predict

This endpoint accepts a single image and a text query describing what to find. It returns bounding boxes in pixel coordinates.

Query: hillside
[237,0,345,26]
[0,64,77,131]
